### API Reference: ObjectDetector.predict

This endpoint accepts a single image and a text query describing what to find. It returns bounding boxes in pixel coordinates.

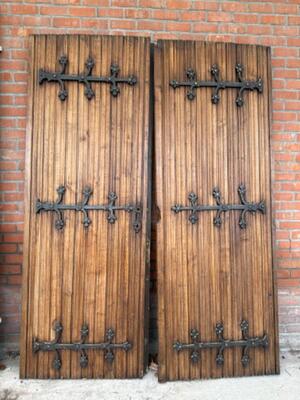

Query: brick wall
[0,0,300,352]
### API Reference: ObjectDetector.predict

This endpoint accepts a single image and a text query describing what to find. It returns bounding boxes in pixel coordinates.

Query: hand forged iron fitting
[170,63,263,106]
[173,320,268,367]
[33,322,132,370]
[36,186,142,233]
[171,184,265,229]
[39,55,137,101]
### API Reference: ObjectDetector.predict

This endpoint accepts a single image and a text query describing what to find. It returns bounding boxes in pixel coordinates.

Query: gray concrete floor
[0,352,299,400]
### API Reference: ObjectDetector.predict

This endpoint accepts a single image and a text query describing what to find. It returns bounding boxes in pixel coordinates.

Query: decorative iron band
[33,321,132,370]
[36,186,142,233]
[39,55,137,101]
[171,184,265,229]
[173,320,268,367]
[170,64,263,106]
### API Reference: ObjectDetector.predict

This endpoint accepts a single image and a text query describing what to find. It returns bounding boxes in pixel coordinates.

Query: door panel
[154,40,278,381]
[20,35,150,379]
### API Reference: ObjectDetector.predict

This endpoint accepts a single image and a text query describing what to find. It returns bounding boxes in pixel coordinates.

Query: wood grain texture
[20,35,150,379]
[154,40,279,382]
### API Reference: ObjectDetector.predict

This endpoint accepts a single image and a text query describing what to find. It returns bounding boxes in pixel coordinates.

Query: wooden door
[20,35,151,379]
[154,40,279,382]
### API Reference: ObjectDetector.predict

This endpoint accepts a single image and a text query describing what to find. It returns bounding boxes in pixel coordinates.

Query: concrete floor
[0,352,299,400]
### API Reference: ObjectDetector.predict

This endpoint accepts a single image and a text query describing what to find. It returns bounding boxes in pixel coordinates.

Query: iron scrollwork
[173,320,268,367]
[33,321,132,370]
[170,63,263,106]
[39,55,137,101]
[36,186,142,233]
[171,184,265,229]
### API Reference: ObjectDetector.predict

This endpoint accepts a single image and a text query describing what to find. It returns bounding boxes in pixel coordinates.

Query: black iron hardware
[170,63,263,106]
[39,55,137,100]
[36,186,142,233]
[173,320,268,367]
[33,321,132,370]
[171,184,265,229]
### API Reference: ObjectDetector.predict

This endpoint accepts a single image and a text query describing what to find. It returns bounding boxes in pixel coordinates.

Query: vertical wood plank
[155,40,278,381]
[21,35,150,379]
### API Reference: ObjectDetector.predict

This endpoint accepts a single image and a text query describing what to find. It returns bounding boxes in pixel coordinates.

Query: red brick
[1,171,25,180]
[179,11,205,21]
[278,260,300,269]
[193,24,218,33]
[166,0,191,10]
[208,12,232,22]
[137,20,164,30]
[111,19,137,30]
[234,14,258,24]
[53,18,81,28]
[80,19,108,29]
[286,80,300,90]
[40,6,67,15]
[260,36,286,46]
[260,15,286,25]
[275,231,290,240]
[273,112,298,121]
[287,38,300,47]
[219,24,246,34]
[69,7,96,17]
[248,3,273,13]
[0,302,20,313]
[3,254,23,264]
[275,4,298,14]
[193,2,218,11]
[165,22,191,32]
[11,49,29,60]
[0,203,19,213]
[153,32,179,40]
[274,70,298,79]
[139,0,164,7]
[222,2,247,12]
[23,16,51,26]
[273,47,298,58]
[3,193,24,202]
[0,107,26,117]
[2,233,23,243]
[276,270,291,279]
[0,244,17,253]
[7,275,22,285]
[285,101,300,111]
[0,60,26,71]
[0,161,18,171]
[0,224,18,233]
[82,0,108,4]
[278,279,300,287]
[274,26,298,36]
[111,0,137,6]
[10,4,37,15]
[2,213,24,223]
[98,8,124,18]
[279,221,300,229]
[124,9,151,19]
[152,9,178,20]
[287,59,300,68]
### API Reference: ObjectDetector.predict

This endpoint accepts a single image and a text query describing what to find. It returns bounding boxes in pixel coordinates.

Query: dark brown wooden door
[154,40,279,382]
[20,35,151,379]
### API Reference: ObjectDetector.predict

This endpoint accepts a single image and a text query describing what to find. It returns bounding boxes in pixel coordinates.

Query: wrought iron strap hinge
[39,55,137,101]
[170,63,263,106]
[173,320,268,367]
[171,184,265,229]
[33,321,132,370]
[36,185,142,233]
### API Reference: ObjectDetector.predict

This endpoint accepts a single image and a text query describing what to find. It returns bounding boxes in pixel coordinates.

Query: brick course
[0,0,300,352]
